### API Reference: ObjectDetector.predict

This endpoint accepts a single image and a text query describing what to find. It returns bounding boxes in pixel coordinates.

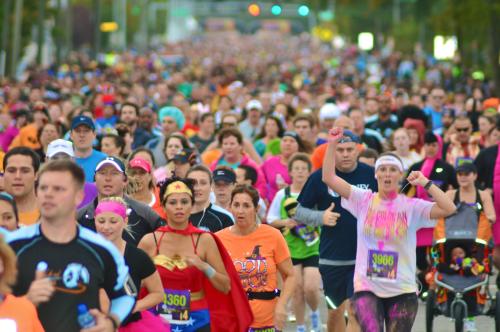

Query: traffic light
[248,3,261,17]
[270,4,282,16]
[298,5,310,17]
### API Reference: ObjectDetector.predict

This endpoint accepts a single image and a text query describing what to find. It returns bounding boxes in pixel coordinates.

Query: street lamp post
[0,0,12,77]
[11,0,23,78]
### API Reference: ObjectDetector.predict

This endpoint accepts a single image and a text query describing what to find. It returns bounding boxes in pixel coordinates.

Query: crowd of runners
[0,33,498,332]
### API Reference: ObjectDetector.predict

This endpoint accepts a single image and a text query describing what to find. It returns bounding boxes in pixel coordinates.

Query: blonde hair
[99,196,127,207]
[96,197,136,240]
[0,235,17,295]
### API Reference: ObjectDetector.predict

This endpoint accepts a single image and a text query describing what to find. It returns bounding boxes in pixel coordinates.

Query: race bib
[367,249,398,280]
[249,327,278,332]
[157,289,190,323]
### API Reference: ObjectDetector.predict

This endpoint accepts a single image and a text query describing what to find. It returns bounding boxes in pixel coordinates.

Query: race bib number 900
[367,250,398,280]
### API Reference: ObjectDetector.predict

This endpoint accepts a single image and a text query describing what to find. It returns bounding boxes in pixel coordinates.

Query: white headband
[375,155,404,172]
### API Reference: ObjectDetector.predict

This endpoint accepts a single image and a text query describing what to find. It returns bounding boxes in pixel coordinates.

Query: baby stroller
[425,202,500,332]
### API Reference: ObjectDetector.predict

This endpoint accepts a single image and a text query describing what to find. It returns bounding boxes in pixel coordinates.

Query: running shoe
[310,310,321,331]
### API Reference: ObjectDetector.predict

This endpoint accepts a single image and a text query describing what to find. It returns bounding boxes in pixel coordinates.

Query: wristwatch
[424,180,433,191]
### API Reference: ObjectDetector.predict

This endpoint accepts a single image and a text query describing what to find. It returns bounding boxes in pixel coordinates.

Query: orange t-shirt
[201,149,222,166]
[18,209,40,227]
[8,124,40,150]
[216,225,290,328]
[0,294,44,332]
[311,143,365,170]
[152,188,167,220]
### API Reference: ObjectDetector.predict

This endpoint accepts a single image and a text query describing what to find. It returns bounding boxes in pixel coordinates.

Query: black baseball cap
[424,131,438,144]
[213,168,236,183]
[169,148,194,164]
[456,162,477,174]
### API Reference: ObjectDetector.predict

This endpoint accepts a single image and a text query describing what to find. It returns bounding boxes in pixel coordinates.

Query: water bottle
[275,173,285,188]
[77,304,96,328]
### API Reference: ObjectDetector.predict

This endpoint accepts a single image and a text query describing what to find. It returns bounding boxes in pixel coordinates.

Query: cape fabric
[158,223,253,332]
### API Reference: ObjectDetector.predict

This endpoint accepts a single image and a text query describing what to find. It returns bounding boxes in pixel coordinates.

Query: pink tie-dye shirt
[341,185,434,297]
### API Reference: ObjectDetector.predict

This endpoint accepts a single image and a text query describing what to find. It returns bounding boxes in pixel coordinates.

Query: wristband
[204,265,216,279]
[424,180,433,191]
[106,314,119,331]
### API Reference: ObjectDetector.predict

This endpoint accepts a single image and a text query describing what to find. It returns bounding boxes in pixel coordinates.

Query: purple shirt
[79,182,98,209]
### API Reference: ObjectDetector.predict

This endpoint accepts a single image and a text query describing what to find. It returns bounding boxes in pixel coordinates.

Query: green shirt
[277,189,320,259]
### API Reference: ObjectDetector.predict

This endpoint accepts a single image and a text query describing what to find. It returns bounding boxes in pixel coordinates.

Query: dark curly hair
[159,176,195,206]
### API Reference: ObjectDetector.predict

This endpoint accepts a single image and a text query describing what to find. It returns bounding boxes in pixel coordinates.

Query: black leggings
[351,291,418,332]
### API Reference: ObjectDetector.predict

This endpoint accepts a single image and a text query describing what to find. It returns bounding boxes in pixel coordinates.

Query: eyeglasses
[455,127,471,133]
[432,95,444,99]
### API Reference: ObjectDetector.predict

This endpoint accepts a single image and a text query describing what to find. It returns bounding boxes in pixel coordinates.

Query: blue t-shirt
[96,115,118,134]
[297,163,377,261]
[76,150,107,182]
[424,106,443,133]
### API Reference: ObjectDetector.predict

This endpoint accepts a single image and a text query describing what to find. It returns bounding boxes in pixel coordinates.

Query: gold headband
[164,181,193,200]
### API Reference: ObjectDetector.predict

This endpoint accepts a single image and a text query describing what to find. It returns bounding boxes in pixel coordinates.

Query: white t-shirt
[341,185,434,298]
[267,188,300,224]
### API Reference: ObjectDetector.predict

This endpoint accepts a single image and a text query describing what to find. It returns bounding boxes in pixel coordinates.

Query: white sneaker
[464,318,477,332]
[310,310,321,331]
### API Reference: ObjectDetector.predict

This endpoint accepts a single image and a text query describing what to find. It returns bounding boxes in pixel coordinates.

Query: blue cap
[71,116,95,131]
[338,130,361,144]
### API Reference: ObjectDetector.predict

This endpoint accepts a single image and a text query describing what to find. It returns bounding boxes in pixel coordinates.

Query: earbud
[374,174,378,180]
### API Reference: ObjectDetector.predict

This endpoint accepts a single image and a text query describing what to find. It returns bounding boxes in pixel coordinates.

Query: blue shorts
[319,264,354,309]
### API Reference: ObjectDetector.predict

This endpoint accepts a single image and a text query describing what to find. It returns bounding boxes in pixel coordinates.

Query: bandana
[95,201,127,220]
[375,155,404,172]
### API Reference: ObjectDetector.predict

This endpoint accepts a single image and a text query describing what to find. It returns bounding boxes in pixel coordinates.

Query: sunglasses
[0,192,14,201]
[455,127,471,133]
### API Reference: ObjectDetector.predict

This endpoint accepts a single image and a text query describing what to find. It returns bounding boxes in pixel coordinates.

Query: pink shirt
[342,186,434,297]
[260,156,291,203]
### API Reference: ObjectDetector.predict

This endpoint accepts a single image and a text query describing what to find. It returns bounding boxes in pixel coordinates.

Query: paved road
[284,270,499,331]
[285,296,497,331]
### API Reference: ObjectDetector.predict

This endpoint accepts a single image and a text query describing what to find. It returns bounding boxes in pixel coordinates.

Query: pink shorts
[119,311,170,332]
[416,228,434,247]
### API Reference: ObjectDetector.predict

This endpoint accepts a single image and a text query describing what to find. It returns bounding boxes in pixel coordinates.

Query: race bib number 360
[367,250,398,280]
[157,289,190,322]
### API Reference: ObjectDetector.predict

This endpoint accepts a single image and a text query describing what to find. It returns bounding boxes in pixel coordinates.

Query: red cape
[157,224,253,332]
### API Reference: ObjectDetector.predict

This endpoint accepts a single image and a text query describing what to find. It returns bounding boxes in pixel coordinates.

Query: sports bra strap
[155,231,168,255]
[155,231,202,255]
[453,189,460,204]
[192,234,202,255]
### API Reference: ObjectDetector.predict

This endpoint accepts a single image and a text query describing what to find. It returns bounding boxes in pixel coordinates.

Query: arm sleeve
[267,190,284,224]
[102,247,136,323]
[294,204,324,227]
